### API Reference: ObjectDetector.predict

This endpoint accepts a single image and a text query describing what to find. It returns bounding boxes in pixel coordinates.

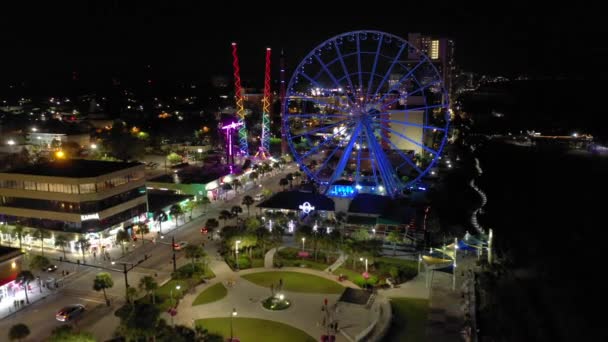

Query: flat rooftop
[6,159,142,178]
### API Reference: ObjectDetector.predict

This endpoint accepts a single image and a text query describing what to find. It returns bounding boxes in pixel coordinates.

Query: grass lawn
[156,279,189,311]
[385,298,429,342]
[332,267,363,281]
[197,317,316,342]
[251,258,265,268]
[280,259,328,271]
[242,271,344,294]
[192,283,228,306]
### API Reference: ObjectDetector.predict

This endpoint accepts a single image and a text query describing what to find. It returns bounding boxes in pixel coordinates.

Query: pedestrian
[93,251,97,259]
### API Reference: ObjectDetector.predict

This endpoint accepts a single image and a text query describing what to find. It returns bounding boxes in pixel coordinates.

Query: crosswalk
[62,288,117,305]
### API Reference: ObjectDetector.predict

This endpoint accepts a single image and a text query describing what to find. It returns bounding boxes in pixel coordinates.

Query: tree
[0,224,10,244]
[231,206,243,221]
[184,244,206,272]
[244,217,262,232]
[103,120,145,161]
[154,210,168,234]
[219,210,232,226]
[127,286,139,305]
[8,323,30,341]
[199,196,211,213]
[167,152,183,165]
[279,178,289,191]
[116,229,131,256]
[32,228,51,256]
[232,179,242,193]
[93,272,114,306]
[115,302,160,341]
[205,218,219,234]
[352,228,370,241]
[77,237,91,262]
[137,224,149,246]
[286,173,294,188]
[170,204,184,226]
[249,171,259,184]
[29,255,50,271]
[182,201,196,220]
[49,325,95,342]
[54,234,69,260]
[16,270,34,304]
[242,196,254,216]
[387,231,401,256]
[139,276,158,304]
[13,223,26,250]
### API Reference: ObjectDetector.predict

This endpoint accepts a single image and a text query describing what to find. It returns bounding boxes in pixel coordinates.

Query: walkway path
[263,247,284,268]
[324,252,347,273]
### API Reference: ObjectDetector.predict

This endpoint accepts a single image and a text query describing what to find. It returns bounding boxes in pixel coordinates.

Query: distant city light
[55,150,65,159]
[7,140,15,145]
[91,144,97,149]
[572,132,578,137]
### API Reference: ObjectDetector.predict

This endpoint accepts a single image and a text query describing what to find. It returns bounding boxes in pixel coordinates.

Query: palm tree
[249,171,259,184]
[77,237,91,262]
[286,173,294,188]
[13,223,26,250]
[184,245,205,272]
[387,231,401,256]
[205,218,219,234]
[199,196,211,213]
[54,234,69,261]
[182,201,196,220]
[0,224,10,245]
[93,272,114,306]
[170,204,184,226]
[232,179,242,193]
[154,210,168,234]
[139,276,158,304]
[242,196,254,217]
[231,206,243,224]
[115,229,131,256]
[137,224,149,245]
[16,270,34,304]
[219,210,232,227]
[279,178,289,191]
[29,255,50,272]
[9,323,30,341]
[33,228,51,256]
[126,286,139,305]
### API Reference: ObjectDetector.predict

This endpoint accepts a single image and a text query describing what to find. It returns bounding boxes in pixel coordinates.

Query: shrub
[399,266,418,281]
[366,275,379,286]
[353,275,367,287]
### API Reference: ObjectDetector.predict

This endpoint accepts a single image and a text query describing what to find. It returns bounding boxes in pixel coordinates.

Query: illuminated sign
[298,202,315,214]
[81,213,99,221]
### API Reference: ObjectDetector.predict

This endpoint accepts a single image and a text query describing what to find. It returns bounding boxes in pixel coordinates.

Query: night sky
[1,3,606,89]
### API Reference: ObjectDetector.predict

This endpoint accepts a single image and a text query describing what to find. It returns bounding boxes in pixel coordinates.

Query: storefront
[0,247,23,305]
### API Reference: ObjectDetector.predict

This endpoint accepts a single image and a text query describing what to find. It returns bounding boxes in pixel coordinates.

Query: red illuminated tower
[279,49,288,155]
[232,42,249,156]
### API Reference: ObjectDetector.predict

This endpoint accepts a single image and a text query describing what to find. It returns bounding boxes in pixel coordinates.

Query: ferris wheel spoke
[313,54,355,107]
[313,138,344,179]
[377,57,428,105]
[372,43,407,101]
[360,122,379,186]
[375,118,445,132]
[380,80,441,110]
[333,42,357,103]
[288,93,352,114]
[363,120,400,194]
[286,113,351,119]
[290,118,354,140]
[299,122,357,159]
[356,34,363,92]
[370,104,445,116]
[365,34,384,101]
[377,129,423,174]
[383,126,438,156]
[324,122,363,190]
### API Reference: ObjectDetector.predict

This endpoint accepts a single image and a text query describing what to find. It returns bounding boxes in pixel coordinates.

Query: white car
[254,193,265,201]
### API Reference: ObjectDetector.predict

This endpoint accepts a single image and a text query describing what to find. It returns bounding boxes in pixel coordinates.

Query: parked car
[56,304,85,322]
[173,241,188,251]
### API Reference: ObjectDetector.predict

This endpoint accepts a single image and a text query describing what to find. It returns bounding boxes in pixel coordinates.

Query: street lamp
[197,148,203,165]
[359,257,368,273]
[7,140,15,146]
[301,237,306,250]
[235,240,241,270]
[91,143,97,149]
[230,307,238,341]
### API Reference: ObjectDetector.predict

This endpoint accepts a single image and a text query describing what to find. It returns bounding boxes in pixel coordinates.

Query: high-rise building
[0,160,148,237]
[406,33,455,99]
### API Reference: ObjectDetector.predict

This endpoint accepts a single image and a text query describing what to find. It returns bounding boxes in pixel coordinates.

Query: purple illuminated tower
[222,121,244,172]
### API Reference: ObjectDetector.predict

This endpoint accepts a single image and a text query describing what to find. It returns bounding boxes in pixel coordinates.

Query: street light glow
[7,140,15,145]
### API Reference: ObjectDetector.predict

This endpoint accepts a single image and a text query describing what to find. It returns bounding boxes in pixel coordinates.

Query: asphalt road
[0,165,295,341]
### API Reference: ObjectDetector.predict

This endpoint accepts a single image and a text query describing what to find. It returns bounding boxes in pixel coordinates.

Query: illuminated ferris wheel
[283,30,450,197]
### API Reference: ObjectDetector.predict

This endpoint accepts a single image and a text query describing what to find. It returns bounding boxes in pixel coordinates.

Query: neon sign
[81,213,99,221]
[298,202,315,214]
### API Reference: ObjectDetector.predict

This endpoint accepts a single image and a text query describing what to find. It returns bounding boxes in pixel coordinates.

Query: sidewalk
[0,281,58,320]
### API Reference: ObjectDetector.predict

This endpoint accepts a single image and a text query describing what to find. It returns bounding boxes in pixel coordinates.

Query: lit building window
[431,40,439,60]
